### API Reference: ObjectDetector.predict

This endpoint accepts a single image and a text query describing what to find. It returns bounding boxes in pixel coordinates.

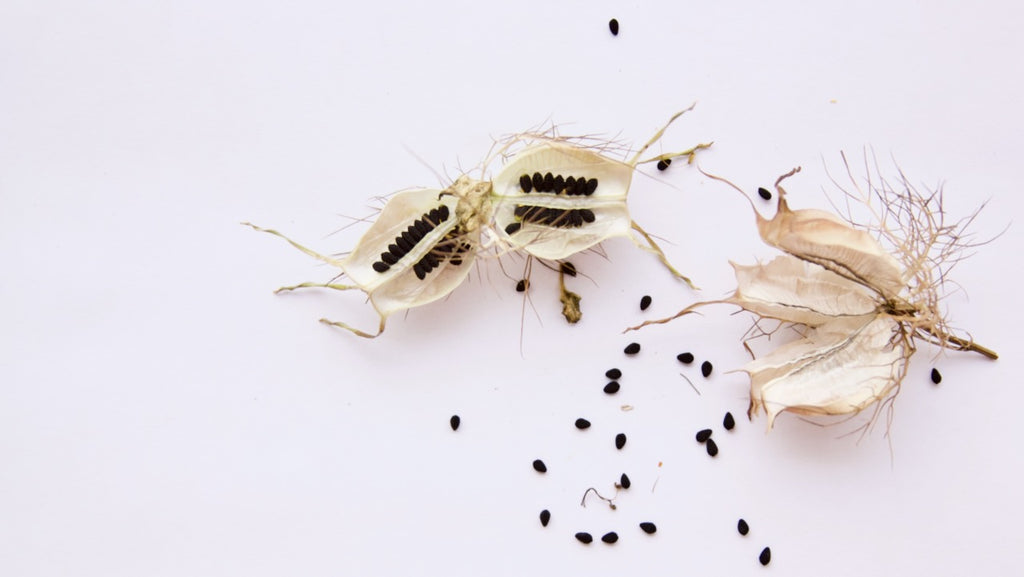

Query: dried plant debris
[633,158,997,429]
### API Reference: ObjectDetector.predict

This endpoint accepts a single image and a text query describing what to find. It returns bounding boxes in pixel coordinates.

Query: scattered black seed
[706,438,719,457]
[449,415,460,431]
[372,261,390,273]
[601,531,619,544]
[540,509,550,527]
[575,418,592,430]
[605,368,622,380]
[931,368,942,384]
[532,459,547,473]
[560,262,577,276]
[677,352,694,364]
[640,295,652,311]
[515,279,528,292]
[701,360,713,377]
[505,222,522,235]
[758,187,772,201]
[624,342,641,355]
[737,518,749,536]
[608,18,619,36]
[656,158,672,171]
[619,473,631,489]
[759,546,772,566]
[519,174,533,193]
[639,522,657,534]
[603,381,621,394]
[695,428,712,443]
[615,433,627,450]
[575,532,593,544]
[723,412,735,431]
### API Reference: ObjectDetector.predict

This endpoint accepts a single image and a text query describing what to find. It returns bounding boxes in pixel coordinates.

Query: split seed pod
[632,159,997,429]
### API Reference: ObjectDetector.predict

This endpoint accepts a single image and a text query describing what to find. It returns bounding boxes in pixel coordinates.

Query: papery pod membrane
[745,315,908,429]
[341,188,480,318]
[491,142,634,260]
[757,195,905,300]
[729,255,882,327]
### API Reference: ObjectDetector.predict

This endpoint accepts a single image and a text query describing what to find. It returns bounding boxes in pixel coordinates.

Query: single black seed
[701,360,713,377]
[427,208,440,223]
[422,252,439,269]
[624,342,641,355]
[575,532,593,544]
[396,235,413,252]
[639,522,657,534]
[723,412,735,430]
[505,222,522,235]
[388,243,404,257]
[540,509,550,527]
[758,187,772,201]
[520,174,533,193]
[575,418,591,430]
[640,295,652,311]
[553,175,564,191]
[565,176,576,190]
[677,352,694,364]
[543,172,554,191]
[706,438,719,457]
[931,368,942,384]
[608,18,619,35]
[414,219,430,235]
[372,261,390,273]
[580,209,596,223]
[449,415,460,431]
[380,252,398,265]
[619,473,631,489]
[560,262,577,276]
[406,225,424,242]
[413,262,427,280]
[400,230,416,246]
[656,159,669,171]
[695,428,712,443]
[601,531,619,544]
[615,433,627,450]
[532,459,547,473]
[603,381,620,394]
[605,368,622,380]
[759,547,771,566]
[574,177,588,195]
[585,178,598,195]
[515,279,528,292]
[737,518,749,536]
[438,205,450,221]
[532,172,543,190]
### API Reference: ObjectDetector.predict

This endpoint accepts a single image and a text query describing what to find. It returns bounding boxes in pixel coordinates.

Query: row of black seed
[411,227,472,280]
[372,205,450,273]
[505,206,596,235]
[519,172,599,196]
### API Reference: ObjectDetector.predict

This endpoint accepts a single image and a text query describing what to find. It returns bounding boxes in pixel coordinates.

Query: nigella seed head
[619,473,631,489]
[723,412,735,430]
[706,438,719,457]
[615,433,627,450]
[639,522,657,534]
[695,428,712,443]
[640,295,652,310]
[505,222,522,235]
[759,547,771,566]
[372,261,390,273]
[575,532,593,544]
[758,187,772,201]
[605,368,621,380]
[701,360,713,378]
[539,509,550,527]
[601,532,618,544]
[574,418,591,430]
[931,368,942,384]
[737,518,749,536]
[532,459,547,473]
[520,173,533,193]
[603,381,620,394]
[677,352,694,364]
[449,415,460,431]
[624,342,641,355]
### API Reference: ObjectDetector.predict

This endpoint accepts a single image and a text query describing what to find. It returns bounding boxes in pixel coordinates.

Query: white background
[2,1,1022,575]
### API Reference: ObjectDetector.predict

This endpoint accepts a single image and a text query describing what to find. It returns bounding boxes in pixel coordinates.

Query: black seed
[759,546,771,566]
[413,262,427,280]
[515,279,528,292]
[608,18,619,35]
[619,473,631,489]
[396,235,413,252]
[532,172,543,191]
[543,172,554,192]
[603,381,620,394]
[438,205,450,221]
[585,178,598,195]
[575,532,593,544]
[380,252,398,265]
[931,368,942,384]
[553,175,564,191]
[400,230,416,245]
[580,209,596,223]
[505,222,522,235]
[639,522,657,534]
[427,208,440,223]
[449,415,460,431]
[737,518,749,536]
[706,438,719,457]
[695,428,712,443]
[575,418,591,430]
[568,210,583,227]
[723,412,735,430]
[532,459,547,473]
[388,243,404,257]
[701,360,713,377]
[615,433,627,450]
[624,342,641,355]
[540,509,550,527]
[565,176,576,190]
[758,187,772,201]
[677,352,694,364]
[601,531,619,544]
[574,177,588,195]
[414,219,430,235]
[560,262,577,276]
[422,252,439,269]
[406,224,424,242]
[519,174,533,193]
[656,159,669,171]
[372,261,390,273]
[605,368,622,380]
[640,295,652,310]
